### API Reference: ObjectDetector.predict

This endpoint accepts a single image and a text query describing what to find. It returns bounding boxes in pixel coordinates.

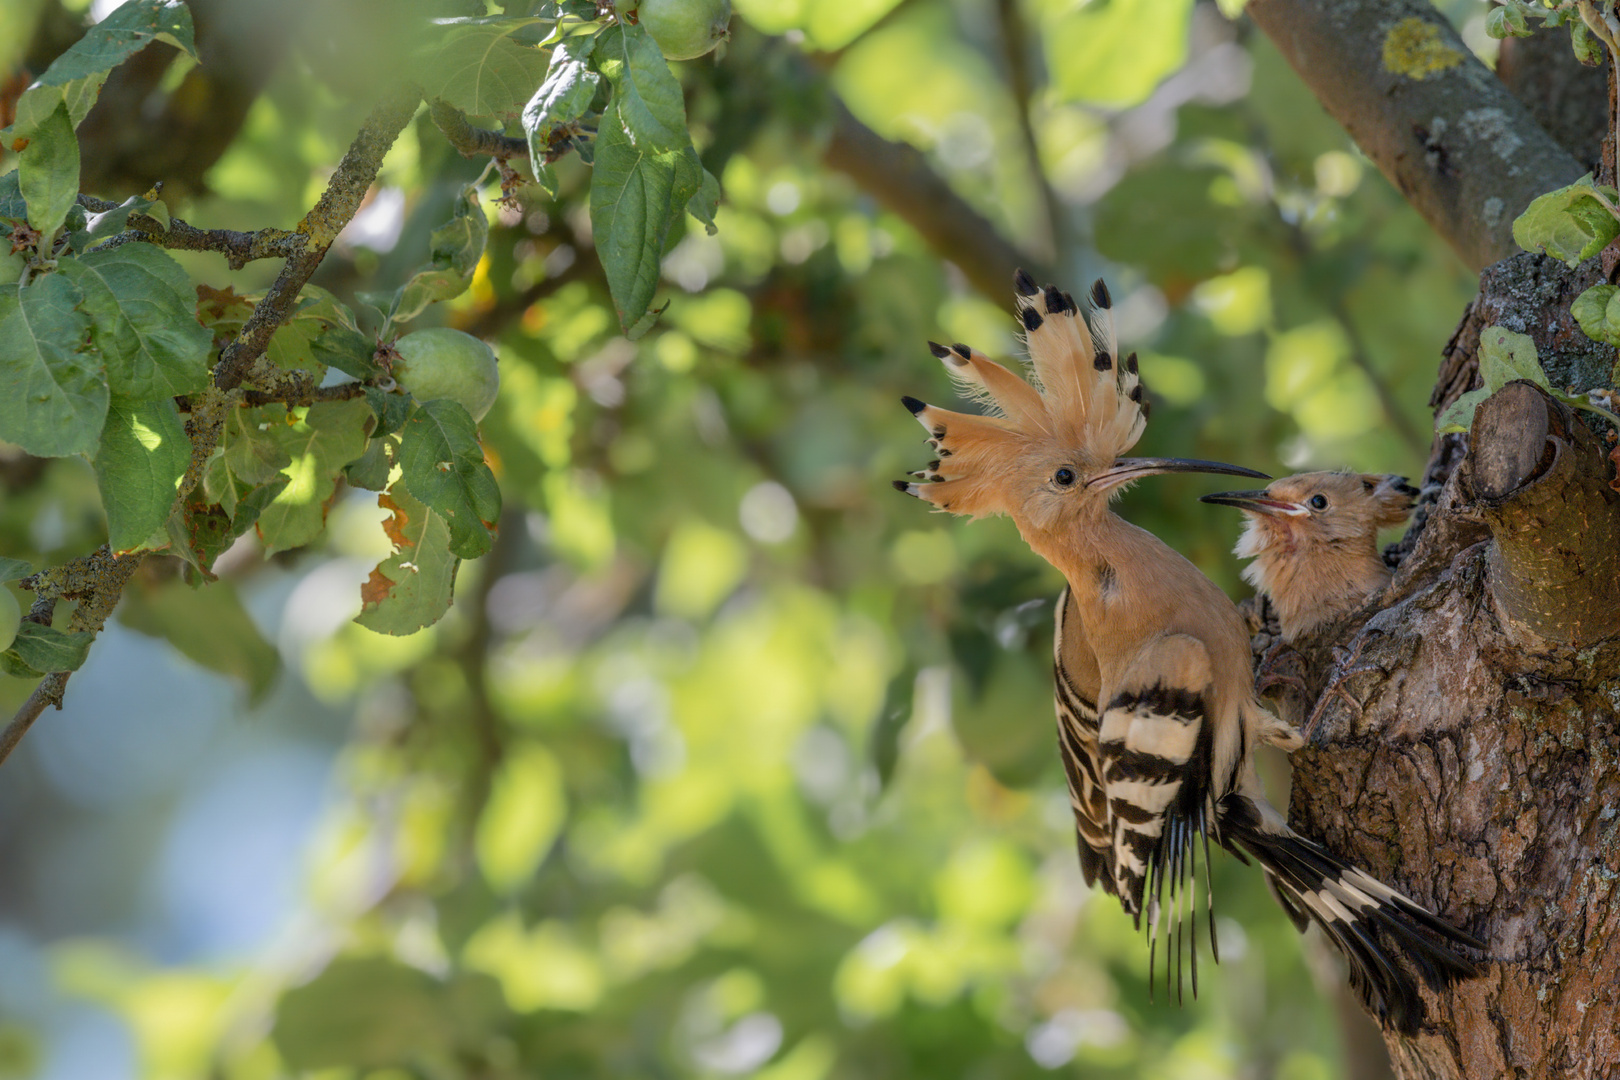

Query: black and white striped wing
[1052,587,1113,896]
[1098,633,1222,1001]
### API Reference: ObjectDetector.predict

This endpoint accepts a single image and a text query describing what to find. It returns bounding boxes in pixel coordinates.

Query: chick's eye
[1054,467,1076,487]
[1309,494,1329,510]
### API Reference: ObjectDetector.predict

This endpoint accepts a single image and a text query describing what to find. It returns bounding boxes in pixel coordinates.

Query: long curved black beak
[1198,490,1307,517]
[1087,457,1271,492]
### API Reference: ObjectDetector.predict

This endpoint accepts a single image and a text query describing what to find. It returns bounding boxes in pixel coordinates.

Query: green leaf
[345,437,394,492]
[70,192,161,251]
[365,387,413,440]
[0,558,33,584]
[421,22,551,121]
[57,242,211,399]
[93,397,190,554]
[119,577,280,703]
[18,103,80,238]
[0,273,108,458]
[398,399,501,559]
[356,485,460,635]
[1485,6,1530,39]
[385,185,490,327]
[1572,283,1620,346]
[26,0,195,88]
[1571,19,1605,65]
[1477,325,1549,391]
[0,171,26,223]
[272,958,505,1070]
[589,106,703,332]
[594,23,687,153]
[1435,386,1490,434]
[11,621,94,673]
[523,33,600,164]
[6,0,197,146]
[688,167,720,235]
[255,399,375,553]
[1511,174,1620,266]
[8,72,108,142]
[204,405,294,517]
[1045,0,1194,107]
[1435,325,1552,433]
[292,286,381,379]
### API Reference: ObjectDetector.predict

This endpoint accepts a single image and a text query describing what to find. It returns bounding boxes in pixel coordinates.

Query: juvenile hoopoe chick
[1200,472,1418,642]
[894,272,1479,1033]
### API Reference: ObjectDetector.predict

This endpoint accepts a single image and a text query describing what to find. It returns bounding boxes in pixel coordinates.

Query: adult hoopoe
[893,272,1480,1033]
[1200,472,1419,642]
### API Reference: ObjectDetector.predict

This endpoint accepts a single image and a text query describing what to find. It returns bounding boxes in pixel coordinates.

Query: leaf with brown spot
[355,485,458,636]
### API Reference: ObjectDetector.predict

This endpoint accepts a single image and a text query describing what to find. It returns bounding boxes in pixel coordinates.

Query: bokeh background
[0,0,1486,1076]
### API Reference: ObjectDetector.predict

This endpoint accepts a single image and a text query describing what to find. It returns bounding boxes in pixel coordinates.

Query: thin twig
[239,382,370,408]
[77,193,305,268]
[1,548,141,767]
[0,674,69,766]
[428,100,583,184]
[213,86,422,394]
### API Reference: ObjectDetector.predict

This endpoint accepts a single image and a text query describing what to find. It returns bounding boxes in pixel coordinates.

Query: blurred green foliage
[0,0,1485,1077]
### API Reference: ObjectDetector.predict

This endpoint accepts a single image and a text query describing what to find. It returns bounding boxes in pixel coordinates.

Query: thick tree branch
[1246,0,1586,270]
[1456,380,1620,647]
[822,96,1047,300]
[212,86,421,394]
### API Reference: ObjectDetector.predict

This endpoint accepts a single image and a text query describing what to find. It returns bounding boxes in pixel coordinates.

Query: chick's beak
[1198,489,1308,517]
[1087,457,1271,492]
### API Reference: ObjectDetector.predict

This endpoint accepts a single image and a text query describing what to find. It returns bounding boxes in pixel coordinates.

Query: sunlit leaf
[1477,325,1548,392]
[1511,174,1620,266]
[255,399,375,553]
[93,397,189,554]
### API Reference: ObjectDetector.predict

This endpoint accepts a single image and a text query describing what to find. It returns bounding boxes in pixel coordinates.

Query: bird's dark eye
[1054,467,1076,487]
[1309,494,1329,510]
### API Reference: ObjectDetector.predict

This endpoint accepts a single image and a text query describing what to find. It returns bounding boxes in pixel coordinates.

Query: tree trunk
[1269,251,1620,1078]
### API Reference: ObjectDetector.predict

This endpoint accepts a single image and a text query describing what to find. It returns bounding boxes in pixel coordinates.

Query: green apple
[638,0,731,61]
[392,328,500,421]
[0,588,19,654]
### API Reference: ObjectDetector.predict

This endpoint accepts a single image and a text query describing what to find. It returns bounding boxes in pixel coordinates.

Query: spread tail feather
[1217,793,1482,1035]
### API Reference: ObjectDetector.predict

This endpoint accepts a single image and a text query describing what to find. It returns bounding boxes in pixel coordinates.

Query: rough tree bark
[1243,5,1620,1076]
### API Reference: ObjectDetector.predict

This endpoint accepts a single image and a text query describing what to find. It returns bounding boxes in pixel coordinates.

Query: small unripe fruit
[638,0,731,61]
[392,328,500,421]
[0,589,19,654]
